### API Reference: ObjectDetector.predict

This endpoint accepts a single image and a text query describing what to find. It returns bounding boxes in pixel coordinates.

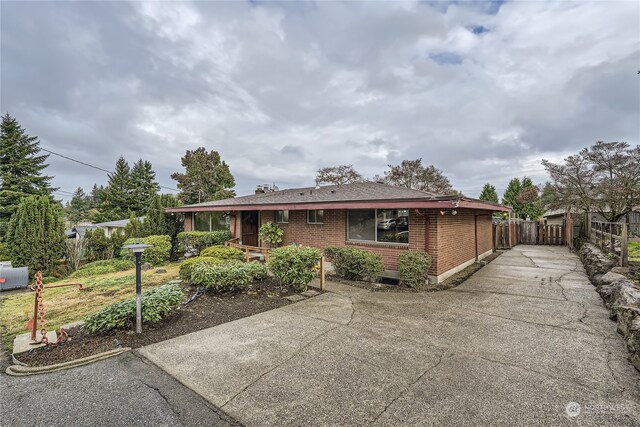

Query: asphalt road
[0,351,240,427]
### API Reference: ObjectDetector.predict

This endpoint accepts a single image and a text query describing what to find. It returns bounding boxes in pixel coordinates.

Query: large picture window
[347,209,409,244]
[193,212,228,232]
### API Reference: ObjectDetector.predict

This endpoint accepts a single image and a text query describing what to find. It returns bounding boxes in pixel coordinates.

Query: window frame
[276,210,289,224]
[346,208,409,245]
[307,209,324,224]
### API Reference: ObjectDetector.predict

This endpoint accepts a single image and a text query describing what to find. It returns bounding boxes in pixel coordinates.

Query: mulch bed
[15,280,297,367]
[330,251,504,293]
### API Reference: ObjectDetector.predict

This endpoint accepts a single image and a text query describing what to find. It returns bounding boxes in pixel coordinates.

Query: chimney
[255,185,265,194]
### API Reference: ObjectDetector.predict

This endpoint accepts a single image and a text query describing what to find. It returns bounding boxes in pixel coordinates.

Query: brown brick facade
[186,207,495,281]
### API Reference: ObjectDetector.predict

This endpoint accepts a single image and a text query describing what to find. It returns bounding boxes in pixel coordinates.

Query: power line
[42,146,180,192]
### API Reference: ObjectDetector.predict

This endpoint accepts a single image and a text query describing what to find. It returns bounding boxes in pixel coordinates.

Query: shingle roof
[181,182,449,208]
[93,217,145,228]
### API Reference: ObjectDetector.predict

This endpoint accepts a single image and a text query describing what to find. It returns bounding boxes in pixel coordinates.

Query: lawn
[629,242,640,262]
[0,263,181,350]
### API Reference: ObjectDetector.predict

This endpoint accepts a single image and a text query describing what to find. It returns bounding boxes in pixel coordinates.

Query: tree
[124,213,144,238]
[316,165,365,185]
[95,156,134,222]
[543,141,640,222]
[518,177,544,220]
[130,159,160,210]
[0,114,55,238]
[142,194,184,259]
[384,159,455,194]
[479,183,499,203]
[5,195,66,273]
[502,178,523,216]
[66,187,91,225]
[171,147,235,204]
[84,228,112,261]
[66,237,88,271]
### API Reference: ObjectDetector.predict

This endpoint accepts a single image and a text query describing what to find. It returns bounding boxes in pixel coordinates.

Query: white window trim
[346,208,409,245]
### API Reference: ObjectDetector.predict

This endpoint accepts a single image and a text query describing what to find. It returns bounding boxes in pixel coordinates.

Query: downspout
[474,215,478,261]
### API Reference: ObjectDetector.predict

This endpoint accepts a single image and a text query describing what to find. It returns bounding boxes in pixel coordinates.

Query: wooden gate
[493,220,565,249]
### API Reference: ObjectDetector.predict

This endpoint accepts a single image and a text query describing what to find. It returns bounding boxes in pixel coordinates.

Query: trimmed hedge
[190,261,268,291]
[84,283,184,333]
[71,259,135,278]
[268,246,321,291]
[200,245,244,262]
[324,246,384,282]
[179,256,226,280]
[119,235,171,266]
[398,251,431,288]
[176,231,231,253]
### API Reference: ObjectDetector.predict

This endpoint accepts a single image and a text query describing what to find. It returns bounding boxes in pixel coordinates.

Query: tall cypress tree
[5,195,66,273]
[0,114,55,238]
[96,156,133,221]
[502,178,523,217]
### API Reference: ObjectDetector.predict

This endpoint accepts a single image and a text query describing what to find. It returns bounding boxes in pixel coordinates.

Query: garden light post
[122,243,152,334]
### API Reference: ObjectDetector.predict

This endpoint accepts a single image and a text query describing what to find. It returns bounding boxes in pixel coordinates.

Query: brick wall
[434,209,494,276]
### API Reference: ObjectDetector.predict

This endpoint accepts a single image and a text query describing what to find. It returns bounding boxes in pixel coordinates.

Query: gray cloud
[1,0,638,201]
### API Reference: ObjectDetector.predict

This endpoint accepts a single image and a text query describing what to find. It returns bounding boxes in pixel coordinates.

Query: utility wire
[42,146,180,192]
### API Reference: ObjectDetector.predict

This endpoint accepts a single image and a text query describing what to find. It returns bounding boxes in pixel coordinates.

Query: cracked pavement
[139,245,640,426]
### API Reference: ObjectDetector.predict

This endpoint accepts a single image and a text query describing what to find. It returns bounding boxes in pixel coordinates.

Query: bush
[200,245,244,262]
[0,242,11,261]
[190,261,268,291]
[179,256,226,280]
[84,283,184,333]
[71,259,135,278]
[398,251,431,288]
[176,231,232,253]
[120,235,171,265]
[268,246,321,291]
[324,246,384,282]
[258,222,283,248]
[84,228,113,262]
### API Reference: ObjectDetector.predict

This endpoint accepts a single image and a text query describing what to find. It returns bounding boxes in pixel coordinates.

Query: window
[307,210,324,224]
[276,210,289,224]
[347,209,409,244]
[193,212,228,232]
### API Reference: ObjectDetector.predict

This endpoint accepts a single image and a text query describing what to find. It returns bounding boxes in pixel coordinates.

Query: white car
[377,218,396,230]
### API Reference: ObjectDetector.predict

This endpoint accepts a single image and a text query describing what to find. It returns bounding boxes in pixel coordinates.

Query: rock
[578,243,615,279]
[610,266,631,275]
[616,306,640,372]
[600,271,627,286]
[155,269,167,274]
[609,280,640,320]
[592,274,605,287]
[300,290,320,297]
[141,262,152,271]
[285,294,306,302]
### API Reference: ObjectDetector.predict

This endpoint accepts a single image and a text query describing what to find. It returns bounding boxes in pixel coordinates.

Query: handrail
[225,239,271,262]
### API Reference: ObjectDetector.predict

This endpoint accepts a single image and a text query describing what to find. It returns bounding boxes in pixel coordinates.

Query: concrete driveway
[139,245,640,426]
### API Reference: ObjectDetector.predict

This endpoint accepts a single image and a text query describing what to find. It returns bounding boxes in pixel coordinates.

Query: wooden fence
[493,220,566,250]
[590,220,629,267]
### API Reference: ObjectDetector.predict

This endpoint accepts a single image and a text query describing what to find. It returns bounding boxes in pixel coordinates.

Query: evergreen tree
[5,195,66,273]
[171,147,236,204]
[96,156,133,221]
[479,183,499,203]
[142,195,166,236]
[518,177,544,220]
[0,114,55,238]
[124,213,144,238]
[502,178,523,217]
[130,159,160,211]
[66,187,91,225]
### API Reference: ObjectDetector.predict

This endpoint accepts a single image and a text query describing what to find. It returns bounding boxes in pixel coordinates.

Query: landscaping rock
[609,281,640,320]
[579,243,616,279]
[284,294,306,302]
[141,262,152,271]
[599,271,627,287]
[610,266,631,275]
[155,269,167,274]
[616,306,640,371]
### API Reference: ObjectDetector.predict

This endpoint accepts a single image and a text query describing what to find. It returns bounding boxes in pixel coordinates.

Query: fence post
[319,255,325,291]
[620,223,628,267]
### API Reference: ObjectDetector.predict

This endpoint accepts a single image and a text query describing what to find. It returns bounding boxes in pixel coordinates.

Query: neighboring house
[166,182,510,283]
[65,217,145,239]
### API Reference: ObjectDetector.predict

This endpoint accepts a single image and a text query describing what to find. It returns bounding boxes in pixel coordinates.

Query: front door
[241,211,259,247]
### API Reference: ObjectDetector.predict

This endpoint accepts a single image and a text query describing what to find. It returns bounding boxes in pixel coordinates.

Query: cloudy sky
[1,1,639,200]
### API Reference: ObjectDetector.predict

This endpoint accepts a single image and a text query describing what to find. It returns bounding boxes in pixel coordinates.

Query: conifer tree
[96,156,133,221]
[479,183,499,203]
[66,187,91,225]
[502,178,523,216]
[131,159,160,211]
[0,114,55,238]
[5,195,66,273]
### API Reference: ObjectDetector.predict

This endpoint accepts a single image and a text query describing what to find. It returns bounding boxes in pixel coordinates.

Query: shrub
[84,228,113,262]
[324,246,384,282]
[398,251,431,288]
[190,261,268,291]
[179,256,225,280]
[84,283,184,333]
[71,259,135,278]
[268,246,321,291]
[177,230,232,253]
[119,235,171,265]
[258,222,283,248]
[200,245,244,262]
[0,242,11,261]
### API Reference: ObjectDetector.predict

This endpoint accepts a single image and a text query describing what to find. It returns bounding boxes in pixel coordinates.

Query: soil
[15,280,299,367]
[329,251,504,293]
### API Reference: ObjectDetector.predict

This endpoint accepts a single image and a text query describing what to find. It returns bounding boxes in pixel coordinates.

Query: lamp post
[122,243,153,333]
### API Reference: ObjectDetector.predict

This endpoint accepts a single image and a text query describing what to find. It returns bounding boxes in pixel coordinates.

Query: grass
[629,242,640,262]
[0,263,181,351]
